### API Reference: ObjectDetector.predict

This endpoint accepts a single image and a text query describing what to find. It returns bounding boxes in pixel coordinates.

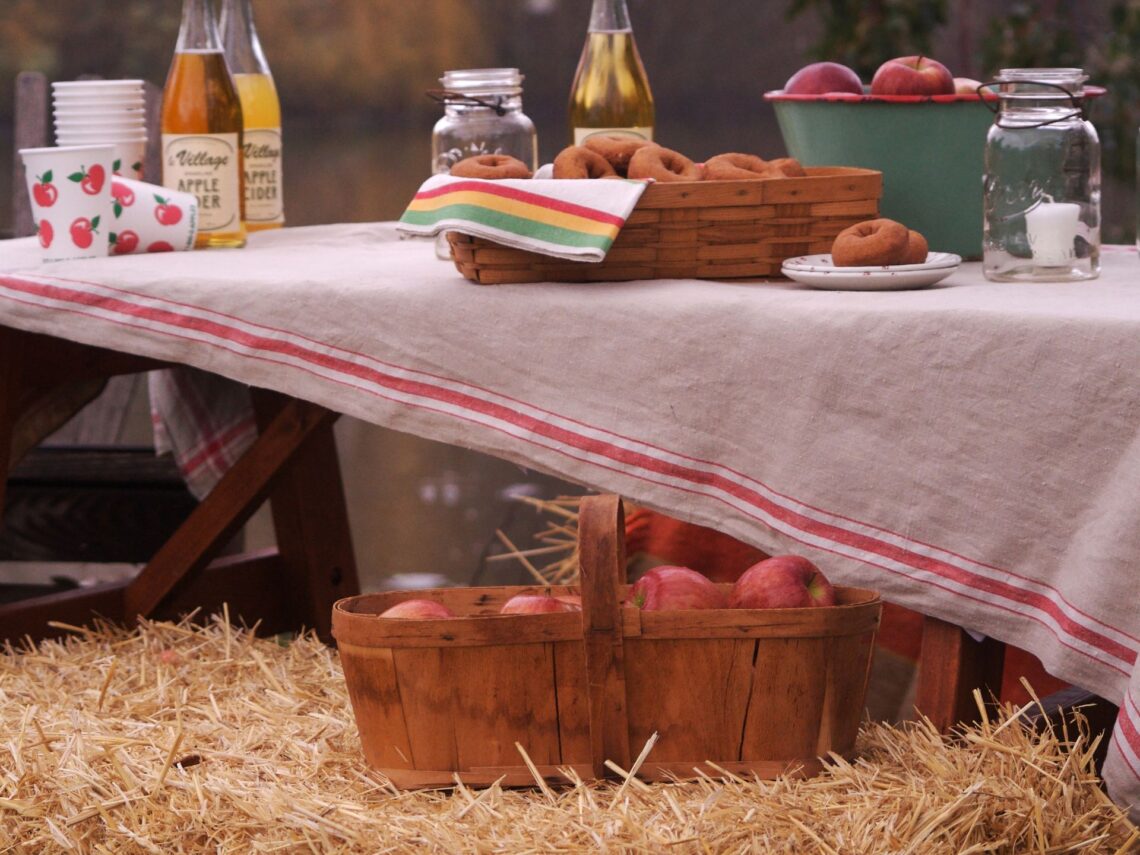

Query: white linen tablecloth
[2,225,1140,815]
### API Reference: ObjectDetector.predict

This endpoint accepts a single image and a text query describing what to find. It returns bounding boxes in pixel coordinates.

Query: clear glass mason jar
[982,68,1100,281]
[430,68,538,258]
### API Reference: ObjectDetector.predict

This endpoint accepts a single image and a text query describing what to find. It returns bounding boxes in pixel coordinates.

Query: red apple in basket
[379,598,456,619]
[728,555,836,609]
[629,565,727,610]
[784,61,864,96]
[500,594,581,615]
[870,56,954,96]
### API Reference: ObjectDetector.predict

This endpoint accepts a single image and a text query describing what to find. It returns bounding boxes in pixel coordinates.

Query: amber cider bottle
[161,0,246,248]
[220,0,285,231]
[568,0,655,145]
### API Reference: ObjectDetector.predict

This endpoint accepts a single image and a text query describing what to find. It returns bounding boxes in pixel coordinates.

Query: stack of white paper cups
[52,80,147,180]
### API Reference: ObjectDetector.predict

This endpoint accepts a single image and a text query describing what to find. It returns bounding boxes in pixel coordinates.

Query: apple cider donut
[627,145,701,182]
[552,146,620,179]
[703,152,781,180]
[449,154,532,179]
[769,157,807,177]
[582,134,652,175]
[900,229,929,264]
[830,218,911,266]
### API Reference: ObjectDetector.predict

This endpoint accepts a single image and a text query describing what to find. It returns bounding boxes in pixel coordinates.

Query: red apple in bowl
[500,594,581,615]
[728,555,836,609]
[783,61,864,96]
[629,565,727,611]
[379,598,456,619]
[870,56,954,96]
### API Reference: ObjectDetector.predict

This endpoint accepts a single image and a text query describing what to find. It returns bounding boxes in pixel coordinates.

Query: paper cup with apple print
[19,144,113,262]
[108,177,198,255]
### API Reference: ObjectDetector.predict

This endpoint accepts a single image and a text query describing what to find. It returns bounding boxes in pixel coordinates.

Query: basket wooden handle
[577,494,633,779]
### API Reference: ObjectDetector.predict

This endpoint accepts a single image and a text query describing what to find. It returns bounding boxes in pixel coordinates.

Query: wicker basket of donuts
[446,138,882,285]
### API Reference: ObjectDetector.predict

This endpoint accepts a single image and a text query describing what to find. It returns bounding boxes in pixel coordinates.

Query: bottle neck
[589,0,632,32]
[176,0,224,52]
[219,0,271,75]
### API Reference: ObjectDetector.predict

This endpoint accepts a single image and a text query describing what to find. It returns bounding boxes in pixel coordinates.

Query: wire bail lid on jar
[427,68,526,117]
[978,68,1091,129]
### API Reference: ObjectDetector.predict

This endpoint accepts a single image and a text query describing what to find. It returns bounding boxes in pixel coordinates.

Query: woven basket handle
[578,494,632,778]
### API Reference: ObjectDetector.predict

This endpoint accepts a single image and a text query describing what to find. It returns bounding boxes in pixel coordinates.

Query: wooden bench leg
[915,615,1007,731]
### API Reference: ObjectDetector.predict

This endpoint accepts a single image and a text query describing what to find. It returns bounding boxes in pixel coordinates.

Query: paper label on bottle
[243,128,284,225]
[161,133,242,234]
[573,127,654,145]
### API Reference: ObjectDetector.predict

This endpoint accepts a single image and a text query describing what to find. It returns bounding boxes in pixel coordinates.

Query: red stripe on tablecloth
[177,411,256,478]
[168,363,244,478]
[1,271,1136,673]
[1115,693,1140,779]
[413,180,628,227]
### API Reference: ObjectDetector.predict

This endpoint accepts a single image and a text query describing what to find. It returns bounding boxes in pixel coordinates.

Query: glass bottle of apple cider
[568,0,655,145]
[220,0,285,231]
[161,0,246,248]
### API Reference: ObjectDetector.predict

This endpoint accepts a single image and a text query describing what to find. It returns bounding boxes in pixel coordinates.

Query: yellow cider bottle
[220,0,285,231]
[161,0,246,248]
[568,0,655,145]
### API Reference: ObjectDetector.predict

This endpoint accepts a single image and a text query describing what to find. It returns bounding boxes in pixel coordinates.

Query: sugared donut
[703,153,782,181]
[627,145,701,182]
[582,134,653,175]
[831,218,911,267]
[552,146,619,179]
[450,154,532,179]
[900,230,929,264]
[769,157,807,177]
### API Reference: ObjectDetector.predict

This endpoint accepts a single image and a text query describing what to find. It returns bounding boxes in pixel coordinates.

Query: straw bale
[0,615,1135,853]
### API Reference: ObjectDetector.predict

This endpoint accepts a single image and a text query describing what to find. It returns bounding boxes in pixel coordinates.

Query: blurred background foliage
[787,0,949,80]
[1,0,1135,240]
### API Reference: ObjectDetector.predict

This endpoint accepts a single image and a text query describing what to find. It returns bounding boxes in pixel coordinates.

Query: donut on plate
[582,134,653,176]
[703,153,782,181]
[900,229,929,264]
[552,146,620,179]
[627,145,701,182]
[830,218,911,266]
[449,154,532,179]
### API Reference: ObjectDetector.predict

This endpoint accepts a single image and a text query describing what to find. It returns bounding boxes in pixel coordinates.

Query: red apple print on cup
[33,172,58,207]
[111,180,136,217]
[147,241,175,253]
[37,219,54,249]
[154,195,183,226]
[69,215,100,249]
[110,230,139,255]
[69,164,106,195]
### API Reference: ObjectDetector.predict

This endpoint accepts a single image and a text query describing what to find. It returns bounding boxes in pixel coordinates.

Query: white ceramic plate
[781,252,962,291]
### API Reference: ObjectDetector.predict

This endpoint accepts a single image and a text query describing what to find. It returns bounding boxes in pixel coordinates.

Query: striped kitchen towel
[397,174,648,262]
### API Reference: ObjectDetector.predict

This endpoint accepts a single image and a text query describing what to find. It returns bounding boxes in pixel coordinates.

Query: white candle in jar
[1025,201,1080,267]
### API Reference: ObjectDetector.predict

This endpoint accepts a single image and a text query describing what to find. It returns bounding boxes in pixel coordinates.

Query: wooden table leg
[252,389,359,641]
[915,615,1007,731]
[123,395,350,623]
[0,327,20,517]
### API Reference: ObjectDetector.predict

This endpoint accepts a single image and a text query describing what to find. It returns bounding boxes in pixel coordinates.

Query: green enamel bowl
[765,91,995,259]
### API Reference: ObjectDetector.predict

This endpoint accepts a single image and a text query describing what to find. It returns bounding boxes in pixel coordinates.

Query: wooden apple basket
[332,495,881,788]
[446,167,883,284]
